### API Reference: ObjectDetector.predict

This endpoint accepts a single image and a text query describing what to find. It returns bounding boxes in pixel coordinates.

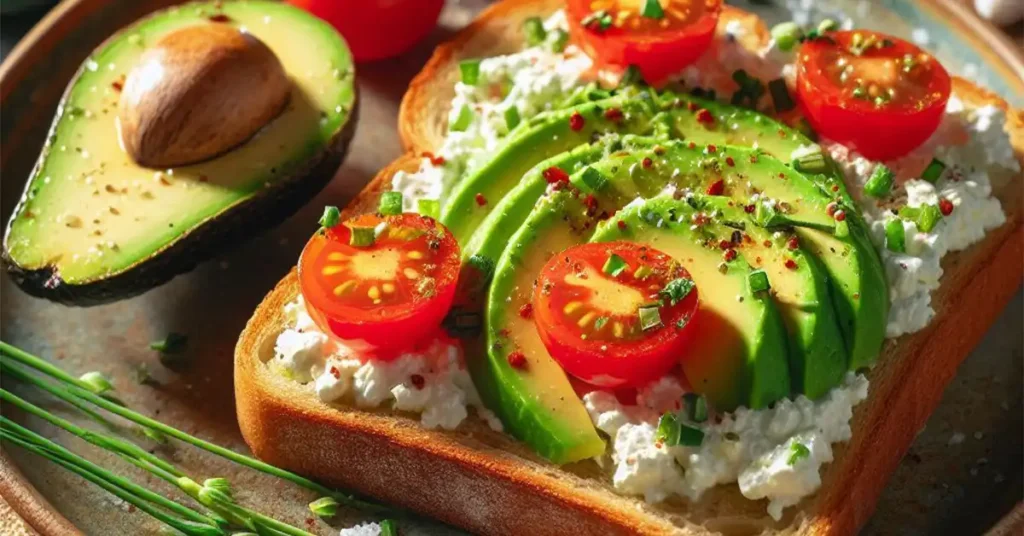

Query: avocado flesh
[3,1,355,303]
[483,191,605,464]
[591,195,791,410]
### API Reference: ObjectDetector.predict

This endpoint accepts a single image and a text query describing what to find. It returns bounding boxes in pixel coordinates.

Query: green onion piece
[449,104,473,132]
[594,317,609,331]
[149,332,187,354]
[633,265,653,280]
[523,17,547,46]
[603,253,628,277]
[656,413,705,447]
[916,204,942,232]
[319,205,341,229]
[549,29,569,53]
[348,226,375,247]
[768,78,795,113]
[897,205,920,221]
[380,519,399,536]
[77,372,113,394]
[504,106,521,132]
[884,218,905,253]
[817,18,839,33]
[748,269,770,293]
[753,201,781,228]
[921,157,946,183]
[581,167,608,192]
[793,149,827,174]
[684,393,708,423]
[771,21,803,52]
[620,64,645,87]
[641,0,664,19]
[417,199,440,219]
[378,191,403,216]
[309,496,338,518]
[459,59,481,86]
[638,305,662,331]
[864,164,894,198]
[658,277,695,306]
[787,442,811,465]
[834,218,850,238]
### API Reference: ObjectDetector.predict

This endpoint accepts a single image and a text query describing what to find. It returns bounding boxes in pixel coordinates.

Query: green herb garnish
[817,18,839,33]
[309,496,339,518]
[638,305,663,331]
[684,393,708,423]
[149,332,188,354]
[921,157,946,183]
[641,0,664,19]
[793,148,827,174]
[620,64,645,87]
[523,17,547,46]
[658,277,695,306]
[450,104,474,132]
[633,265,653,280]
[581,167,608,192]
[864,164,894,198]
[916,204,942,232]
[348,226,376,247]
[459,59,481,85]
[379,191,403,216]
[417,199,440,219]
[787,442,811,465]
[594,317,610,331]
[603,253,628,277]
[656,413,705,447]
[581,10,613,32]
[549,29,569,53]
[504,105,521,132]
[381,519,399,536]
[771,21,803,51]
[319,205,341,229]
[748,269,770,293]
[884,218,905,253]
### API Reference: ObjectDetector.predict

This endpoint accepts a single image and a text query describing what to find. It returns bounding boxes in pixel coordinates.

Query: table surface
[0,2,1020,535]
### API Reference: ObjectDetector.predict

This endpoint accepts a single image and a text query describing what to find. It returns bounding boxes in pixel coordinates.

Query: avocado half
[2,1,358,305]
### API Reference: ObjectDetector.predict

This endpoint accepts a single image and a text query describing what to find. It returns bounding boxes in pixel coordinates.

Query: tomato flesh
[299,213,460,356]
[533,241,699,388]
[566,0,721,85]
[796,30,951,161]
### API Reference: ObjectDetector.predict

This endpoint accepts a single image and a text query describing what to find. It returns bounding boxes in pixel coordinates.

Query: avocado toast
[235,1,1024,534]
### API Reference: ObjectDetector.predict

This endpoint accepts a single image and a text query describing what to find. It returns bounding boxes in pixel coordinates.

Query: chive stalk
[523,17,547,46]
[863,165,894,198]
[638,306,662,331]
[348,226,376,247]
[771,22,803,51]
[379,192,403,216]
[921,158,946,183]
[793,149,827,174]
[417,199,440,219]
[319,206,341,229]
[504,106,521,132]
[548,29,569,53]
[581,167,608,192]
[748,269,770,293]
[603,254,628,277]
[884,218,906,252]
[449,105,474,132]
[458,59,480,86]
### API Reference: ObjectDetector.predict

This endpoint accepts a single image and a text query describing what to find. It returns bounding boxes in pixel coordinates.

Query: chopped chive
[768,78,795,113]
[638,306,662,331]
[378,192,403,216]
[921,158,946,183]
[380,519,399,536]
[817,18,839,33]
[319,205,341,229]
[656,413,705,447]
[620,65,645,87]
[771,21,803,52]
[449,104,474,132]
[549,29,569,53]
[793,149,827,174]
[78,372,114,394]
[417,199,440,219]
[603,253,628,277]
[864,164,894,198]
[916,204,942,232]
[504,106,521,132]
[149,333,187,354]
[641,0,664,19]
[523,17,547,46]
[594,317,609,331]
[309,496,338,518]
[633,265,653,280]
[581,167,608,192]
[459,59,481,86]
[748,269,770,293]
[658,278,695,306]
[684,393,708,423]
[884,218,905,253]
[581,10,613,32]
[834,218,850,238]
[787,442,811,465]
[348,226,375,247]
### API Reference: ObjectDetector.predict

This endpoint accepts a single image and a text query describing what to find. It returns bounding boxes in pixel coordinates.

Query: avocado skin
[2,100,358,306]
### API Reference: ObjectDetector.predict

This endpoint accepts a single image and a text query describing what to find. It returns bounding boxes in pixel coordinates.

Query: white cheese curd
[825,95,1018,337]
[338,523,381,536]
[584,374,869,519]
[392,11,593,210]
[271,297,502,432]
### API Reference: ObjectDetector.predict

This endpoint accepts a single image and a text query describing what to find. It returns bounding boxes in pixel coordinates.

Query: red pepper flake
[518,303,533,319]
[826,202,838,216]
[834,210,846,222]
[706,144,717,154]
[422,151,446,166]
[744,204,755,214]
[642,157,653,169]
[785,258,798,270]
[723,249,738,261]
[939,198,954,216]
[617,220,627,230]
[718,240,732,250]
[725,156,735,167]
[603,108,624,122]
[787,237,799,250]
[111,79,124,92]
[687,101,699,112]
[583,194,599,215]
[569,111,585,131]
[542,166,569,184]
[777,128,787,138]
[778,172,786,179]
[410,374,426,390]
[706,179,725,196]
[208,13,232,22]
[763,240,772,247]
[475,193,487,206]
[749,153,759,164]
[688,141,697,150]
[831,185,840,192]
[329,366,341,379]
[507,351,528,370]
[696,108,715,125]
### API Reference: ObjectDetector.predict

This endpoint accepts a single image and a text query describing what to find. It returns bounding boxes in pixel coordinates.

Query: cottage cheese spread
[271,297,502,432]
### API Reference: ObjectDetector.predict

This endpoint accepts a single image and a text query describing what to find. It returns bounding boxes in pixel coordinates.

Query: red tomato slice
[533,242,700,388]
[299,213,460,356]
[796,30,951,161]
[566,0,722,85]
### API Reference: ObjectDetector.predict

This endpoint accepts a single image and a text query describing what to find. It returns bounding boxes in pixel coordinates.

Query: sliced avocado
[481,190,605,464]
[3,1,356,304]
[592,194,791,410]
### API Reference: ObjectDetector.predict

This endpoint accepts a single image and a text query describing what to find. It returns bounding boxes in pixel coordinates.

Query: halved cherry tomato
[796,30,951,161]
[532,242,699,388]
[299,213,460,356]
[566,0,721,85]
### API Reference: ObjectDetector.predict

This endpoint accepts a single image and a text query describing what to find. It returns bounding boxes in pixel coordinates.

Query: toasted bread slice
[236,2,1024,534]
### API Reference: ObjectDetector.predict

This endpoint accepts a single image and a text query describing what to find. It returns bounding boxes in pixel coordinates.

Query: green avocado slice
[3,1,356,304]
[591,194,791,410]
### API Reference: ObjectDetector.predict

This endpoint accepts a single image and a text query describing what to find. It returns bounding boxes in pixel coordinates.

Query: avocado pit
[117,23,290,168]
